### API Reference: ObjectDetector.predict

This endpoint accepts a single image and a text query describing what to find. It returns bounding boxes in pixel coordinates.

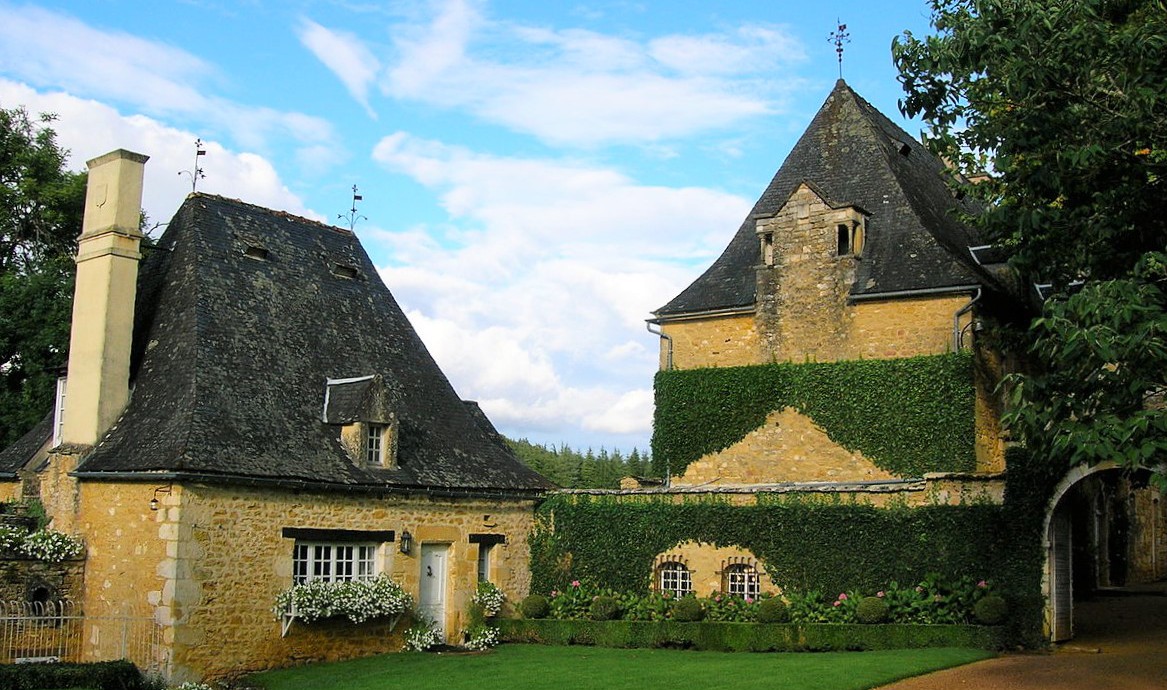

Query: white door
[419,544,449,638]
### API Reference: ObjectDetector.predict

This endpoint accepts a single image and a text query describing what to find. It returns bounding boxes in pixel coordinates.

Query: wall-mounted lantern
[399,529,413,555]
[149,485,172,511]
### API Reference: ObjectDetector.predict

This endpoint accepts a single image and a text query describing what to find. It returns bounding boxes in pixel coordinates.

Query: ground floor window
[292,542,377,584]
[657,561,693,597]
[477,544,493,583]
[724,563,760,599]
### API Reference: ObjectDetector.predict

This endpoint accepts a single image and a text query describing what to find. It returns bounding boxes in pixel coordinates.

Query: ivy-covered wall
[652,352,976,478]
[531,447,1061,647]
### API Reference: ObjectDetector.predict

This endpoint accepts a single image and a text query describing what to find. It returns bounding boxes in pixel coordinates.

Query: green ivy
[530,495,1008,600]
[652,352,976,478]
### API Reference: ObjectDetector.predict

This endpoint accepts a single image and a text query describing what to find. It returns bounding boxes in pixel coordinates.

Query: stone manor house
[0,78,1164,680]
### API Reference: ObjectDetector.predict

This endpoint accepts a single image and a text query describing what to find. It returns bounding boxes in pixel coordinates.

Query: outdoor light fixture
[399,529,413,555]
[149,485,172,511]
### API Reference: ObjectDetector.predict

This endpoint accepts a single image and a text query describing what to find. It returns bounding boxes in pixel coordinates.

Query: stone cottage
[633,80,1167,640]
[0,150,552,680]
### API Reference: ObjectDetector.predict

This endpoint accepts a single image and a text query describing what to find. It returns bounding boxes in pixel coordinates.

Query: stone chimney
[60,149,149,446]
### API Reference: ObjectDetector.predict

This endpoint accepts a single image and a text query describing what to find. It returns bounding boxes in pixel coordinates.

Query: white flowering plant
[169,683,216,690]
[403,619,442,651]
[463,625,499,651]
[472,581,505,617]
[273,575,412,624]
[18,530,84,562]
[0,526,24,552]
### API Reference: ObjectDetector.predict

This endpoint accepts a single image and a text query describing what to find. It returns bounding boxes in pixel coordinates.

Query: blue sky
[0,0,938,453]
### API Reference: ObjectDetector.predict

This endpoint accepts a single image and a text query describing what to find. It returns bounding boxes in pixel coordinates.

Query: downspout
[646,321,673,371]
[952,288,982,351]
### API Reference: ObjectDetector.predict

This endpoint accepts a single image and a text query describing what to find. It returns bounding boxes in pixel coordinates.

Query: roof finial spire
[828,20,850,80]
[178,138,207,193]
[339,184,367,231]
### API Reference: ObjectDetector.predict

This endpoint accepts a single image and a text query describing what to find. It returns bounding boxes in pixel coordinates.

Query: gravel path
[877,583,1167,690]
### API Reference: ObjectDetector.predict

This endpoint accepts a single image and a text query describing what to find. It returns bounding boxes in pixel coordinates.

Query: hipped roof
[656,80,987,318]
[73,194,552,494]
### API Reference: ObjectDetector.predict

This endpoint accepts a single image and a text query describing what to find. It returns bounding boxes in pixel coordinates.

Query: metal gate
[0,600,163,673]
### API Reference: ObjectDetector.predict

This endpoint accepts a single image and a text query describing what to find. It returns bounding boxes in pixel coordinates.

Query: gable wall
[75,480,538,682]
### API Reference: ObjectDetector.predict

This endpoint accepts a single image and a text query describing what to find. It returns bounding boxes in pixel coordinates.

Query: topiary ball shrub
[973,594,1009,625]
[756,597,790,623]
[856,596,889,624]
[588,595,621,621]
[671,596,705,622]
[520,594,550,619]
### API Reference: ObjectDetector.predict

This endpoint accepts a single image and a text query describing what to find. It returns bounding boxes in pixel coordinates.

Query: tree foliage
[893,0,1167,479]
[507,438,653,489]
[0,106,85,447]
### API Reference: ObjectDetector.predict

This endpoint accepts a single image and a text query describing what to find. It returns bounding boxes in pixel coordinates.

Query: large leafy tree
[0,106,86,448]
[893,0,1166,477]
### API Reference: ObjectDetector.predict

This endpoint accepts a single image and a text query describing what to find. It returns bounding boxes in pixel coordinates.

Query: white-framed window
[52,377,67,446]
[477,544,493,583]
[656,561,693,597]
[365,424,385,465]
[292,542,378,584]
[724,563,760,599]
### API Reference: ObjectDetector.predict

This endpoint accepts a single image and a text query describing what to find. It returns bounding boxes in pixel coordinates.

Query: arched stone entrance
[1043,463,1166,642]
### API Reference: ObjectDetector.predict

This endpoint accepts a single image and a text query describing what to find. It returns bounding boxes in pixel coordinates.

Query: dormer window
[366,423,386,465]
[760,232,775,267]
[52,376,67,446]
[835,218,865,258]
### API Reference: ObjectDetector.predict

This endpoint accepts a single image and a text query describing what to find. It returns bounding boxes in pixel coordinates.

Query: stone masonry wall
[661,314,758,370]
[76,481,538,682]
[674,408,897,486]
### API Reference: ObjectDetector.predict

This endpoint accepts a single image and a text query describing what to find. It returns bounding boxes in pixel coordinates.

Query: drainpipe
[646,321,673,371]
[952,288,982,351]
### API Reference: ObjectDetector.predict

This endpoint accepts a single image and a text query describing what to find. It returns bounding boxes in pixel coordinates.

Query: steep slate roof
[656,80,987,317]
[0,412,51,478]
[73,194,552,494]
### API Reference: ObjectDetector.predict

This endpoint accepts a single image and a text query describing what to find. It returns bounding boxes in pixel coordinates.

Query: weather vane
[179,138,207,193]
[828,20,850,79]
[339,185,367,231]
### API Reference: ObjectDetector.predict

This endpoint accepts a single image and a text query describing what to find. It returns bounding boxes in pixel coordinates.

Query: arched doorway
[1043,463,1165,642]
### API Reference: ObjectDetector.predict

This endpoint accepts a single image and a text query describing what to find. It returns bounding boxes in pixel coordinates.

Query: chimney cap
[86,149,150,169]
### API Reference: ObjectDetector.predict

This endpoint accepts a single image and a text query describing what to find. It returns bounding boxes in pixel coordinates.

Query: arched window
[656,561,693,597]
[723,563,759,599]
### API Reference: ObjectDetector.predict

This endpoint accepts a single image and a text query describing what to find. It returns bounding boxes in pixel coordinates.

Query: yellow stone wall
[674,408,897,486]
[845,297,969,360]
[653,541,778,597]
[0,481,20,503]
[660,313,758,370]
[74,480,538,682]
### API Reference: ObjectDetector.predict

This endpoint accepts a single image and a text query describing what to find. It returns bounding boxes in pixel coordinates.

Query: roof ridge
[188,193,353,237]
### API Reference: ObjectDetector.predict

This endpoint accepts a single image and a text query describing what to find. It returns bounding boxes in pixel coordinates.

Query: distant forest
[506,438,656,489]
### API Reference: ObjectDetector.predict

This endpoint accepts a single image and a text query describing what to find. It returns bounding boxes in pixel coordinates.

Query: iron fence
[0,600,164,673]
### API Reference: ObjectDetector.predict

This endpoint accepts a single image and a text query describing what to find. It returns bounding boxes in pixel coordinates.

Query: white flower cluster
[169,683,215,690]
[472,582,505,617]
[403,620,442,652]
[17,530,84,562]
[0,526,24,552]
[273,575,412,624]
[464,625,500,651]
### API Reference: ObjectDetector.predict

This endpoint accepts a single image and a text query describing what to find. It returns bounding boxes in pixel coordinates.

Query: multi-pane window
[477,544,493,583]
[52,377,67,446]
[657,562,693,597]
[292,542,377,584]
[724,563,760,599]
[365,424,384,465]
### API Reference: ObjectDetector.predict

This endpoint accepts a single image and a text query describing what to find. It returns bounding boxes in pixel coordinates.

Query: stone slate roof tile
[656,80,990,317]
[0,412,52,477]
[75,194,552,493]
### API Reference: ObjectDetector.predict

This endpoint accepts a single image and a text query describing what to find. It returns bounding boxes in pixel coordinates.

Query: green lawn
[248,644,992,690]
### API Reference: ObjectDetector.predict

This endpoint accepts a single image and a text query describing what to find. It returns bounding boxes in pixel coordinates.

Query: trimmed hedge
[497,619,1006,652]
[652,352,976,478]
[0,660,142,690]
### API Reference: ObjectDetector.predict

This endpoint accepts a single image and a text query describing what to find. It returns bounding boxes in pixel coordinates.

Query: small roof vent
[333,264,359,280]
[243,245,269,261]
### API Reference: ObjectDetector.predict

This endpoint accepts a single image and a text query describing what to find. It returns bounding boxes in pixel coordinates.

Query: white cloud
[371,131,751,445]
[293,0,806,147]
[0,80,317,227]
[297,19,382,117]
[0,3,339,166]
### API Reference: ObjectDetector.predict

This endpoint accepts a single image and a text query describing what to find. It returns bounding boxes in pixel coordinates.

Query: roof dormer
[323,374,398,468]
